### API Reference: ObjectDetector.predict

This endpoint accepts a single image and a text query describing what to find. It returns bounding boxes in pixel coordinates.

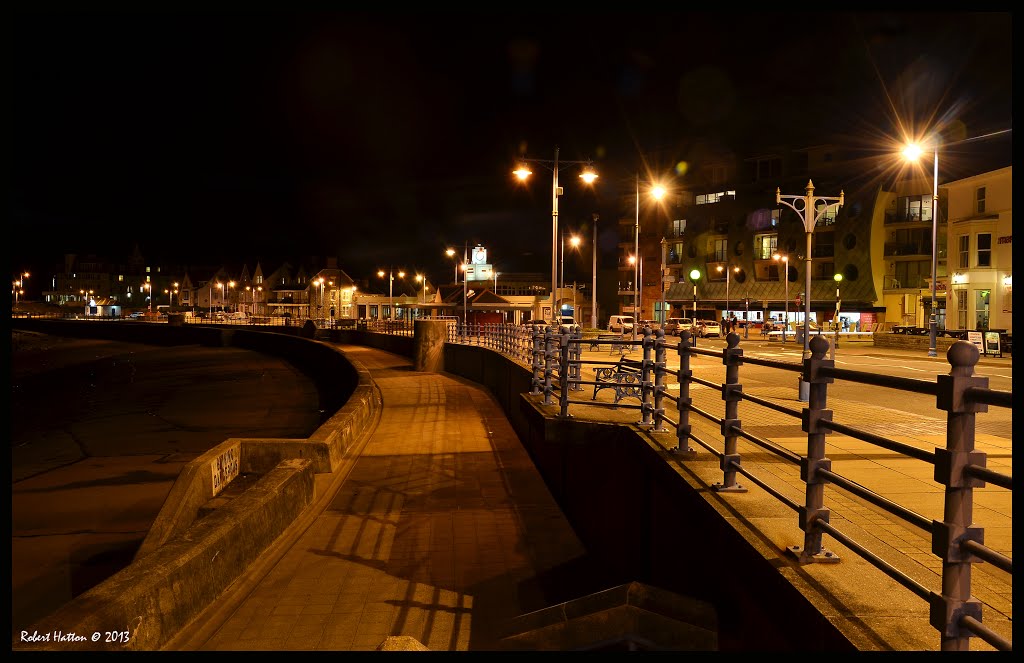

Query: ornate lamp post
[513,147,597,323]
[777,180,844,402]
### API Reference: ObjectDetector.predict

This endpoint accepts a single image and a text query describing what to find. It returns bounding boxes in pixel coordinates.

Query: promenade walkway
[165,338,1011,651]
[169,344,593,651]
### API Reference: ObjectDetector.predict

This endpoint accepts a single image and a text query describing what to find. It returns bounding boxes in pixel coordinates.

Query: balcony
[884,242,930,257]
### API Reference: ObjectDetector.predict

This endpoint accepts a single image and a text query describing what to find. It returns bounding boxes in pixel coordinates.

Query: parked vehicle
[697,319,722,338]
[663,317,693,336]
[607,315,635,334]
[638,319,662,332]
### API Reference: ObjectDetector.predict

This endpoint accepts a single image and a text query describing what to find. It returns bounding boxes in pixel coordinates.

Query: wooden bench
[592,357,643,404]
[589,333,635,356]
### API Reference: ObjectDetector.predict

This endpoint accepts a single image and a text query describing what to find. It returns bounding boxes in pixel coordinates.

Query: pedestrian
[731,314,738,333]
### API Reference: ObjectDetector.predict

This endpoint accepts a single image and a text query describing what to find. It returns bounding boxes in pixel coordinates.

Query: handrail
[366,321,1012,651]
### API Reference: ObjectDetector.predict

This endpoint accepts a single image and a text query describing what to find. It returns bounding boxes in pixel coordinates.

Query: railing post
[931,341,988,651]
[531,327,543,395]
[543,327,556,405]
[570,325,583,391]
[712,332,747,493]
[637,327,654,426]
[787,335,839,564]
[652,329,668,432]
[558,330,572,417]
[671,331,696,457]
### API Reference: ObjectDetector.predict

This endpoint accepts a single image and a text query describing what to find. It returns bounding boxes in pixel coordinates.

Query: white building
[943,166,1012,332]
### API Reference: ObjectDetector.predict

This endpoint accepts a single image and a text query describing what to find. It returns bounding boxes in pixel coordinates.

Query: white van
[607,315,634,334]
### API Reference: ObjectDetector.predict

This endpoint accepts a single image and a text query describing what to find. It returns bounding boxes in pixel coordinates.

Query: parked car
[696,320,722,338]
[663,317,694,336]
[638,319,662,332]
[607,315,635,334]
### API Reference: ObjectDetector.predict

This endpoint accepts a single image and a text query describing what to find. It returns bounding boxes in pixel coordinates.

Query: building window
[957,235,969,270]
[756,158,781,181]
[976,187,986,214]
[709,238,728,262]
[695,191,736,205]
[955,288,968,330]
[710,165,727,185]
[753,233,778,260]
[813,231,835,258]
[812,261,835,280]
[977,233,992,267]
[893,260,932,290]
[670,219,686,238]
[896,194,933,222]
[815,201,839,227]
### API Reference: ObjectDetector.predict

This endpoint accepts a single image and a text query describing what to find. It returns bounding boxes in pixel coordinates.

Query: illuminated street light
[632,175,668,338]
[902,141,940,358]
[773,253,790,343]
[777,180,844,402]
[227,281,236,313]
[717,264,739,322]
[378,268,406,321]
[446,248,460,284]
[514,147,597,323]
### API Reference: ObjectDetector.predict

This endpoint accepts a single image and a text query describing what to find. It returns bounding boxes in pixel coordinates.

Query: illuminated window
[753,233,777,260]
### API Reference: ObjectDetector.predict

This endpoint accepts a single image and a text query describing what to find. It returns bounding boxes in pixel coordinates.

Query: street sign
[663,275,676,282]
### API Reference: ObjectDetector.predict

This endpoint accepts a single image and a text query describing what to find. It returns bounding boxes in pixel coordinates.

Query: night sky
[12,10,1012,294]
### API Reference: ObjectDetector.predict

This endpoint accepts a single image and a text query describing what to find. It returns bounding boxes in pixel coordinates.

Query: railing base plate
[785,545,841,564]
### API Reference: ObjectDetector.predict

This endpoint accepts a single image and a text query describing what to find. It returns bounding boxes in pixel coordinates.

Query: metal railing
[370,322,1013,652]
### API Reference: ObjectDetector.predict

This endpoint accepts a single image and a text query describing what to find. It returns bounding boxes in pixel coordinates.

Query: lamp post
[378,268,406,321]
[446,248,459,284]
[227,281,235,313]
[210,281,217,316]
[717,264,738,321]
[143,281,153,312]
[689,269,701,320]
[773,253,790,343]
[513,147,597,323]
[902,142,940,357]
[777,180,844,402]
[833,272,843,352]
[255,286,262,316]
[561,233,580,320]
[591,213,599,329]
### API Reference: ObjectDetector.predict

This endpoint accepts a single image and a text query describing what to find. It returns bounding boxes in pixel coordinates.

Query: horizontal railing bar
[964,386,1012,408]
[959,615,1011,652]
[726,458,802,511]
[820,365,938,396]
[960,539,1012,574]
[816,520,931,601]
[738,391,804,419]
[820,469,933,532]
[964,464,1012,490]
[731,425,803,464]
[690,376,722,391]
[822,420,936,463]
[738,355,805,372]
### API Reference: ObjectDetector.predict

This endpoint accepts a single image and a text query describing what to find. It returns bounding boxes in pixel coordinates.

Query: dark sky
[12,10,1012,293]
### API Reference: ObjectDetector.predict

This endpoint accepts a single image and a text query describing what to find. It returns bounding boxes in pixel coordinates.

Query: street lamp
[513,147,598,323]
[632,175,668,337]
[142,281,153,312]
[446,248,460,284]
[777,180,844,402]
[689,269,701,320]
[378,268,405,321]
[902,141,940,357]
[591,213,599,329]
[210,281,218,316]
[415,274,428,306]
[314,277,325,320]
[227,281,236,313]
[773,253,790,343]
[561,233,580,320]
[833,272,843,351]
[717,264,739,322]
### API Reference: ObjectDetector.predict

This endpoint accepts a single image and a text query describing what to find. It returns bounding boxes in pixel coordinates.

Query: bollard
[558,331,572,417]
